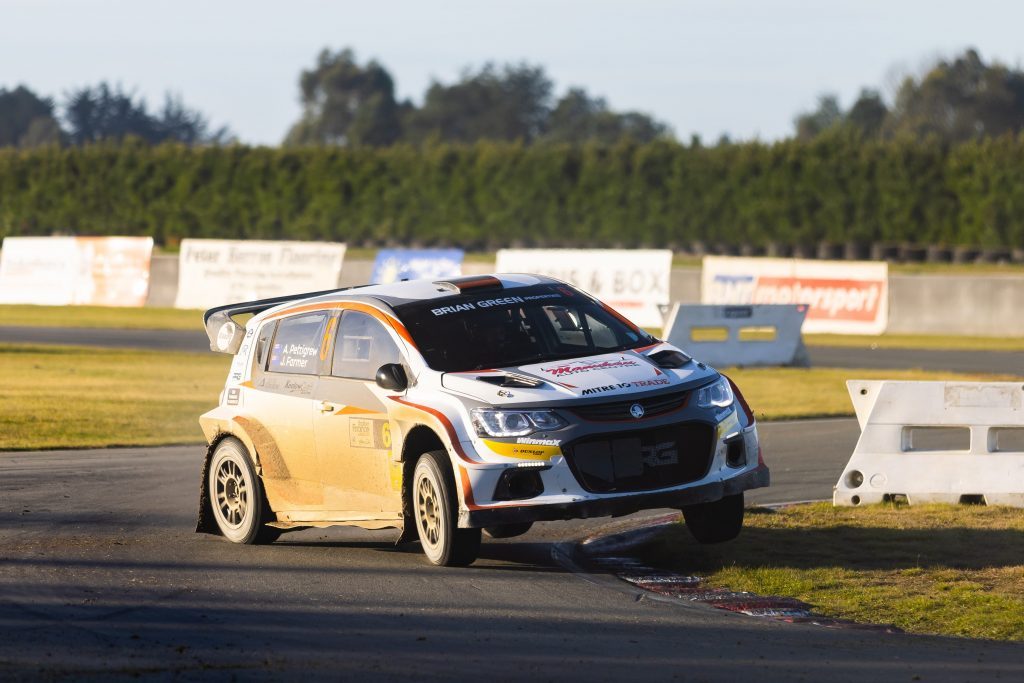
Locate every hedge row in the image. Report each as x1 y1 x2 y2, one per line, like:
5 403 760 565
1 136 1023 249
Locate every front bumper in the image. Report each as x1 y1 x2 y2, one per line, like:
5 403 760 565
461 463 769 527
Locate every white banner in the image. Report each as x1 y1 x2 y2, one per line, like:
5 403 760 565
0 236 153 306
175 239 347 310
701 256 888 334
495 249 672 328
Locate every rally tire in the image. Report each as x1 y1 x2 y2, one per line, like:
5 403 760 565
483 522 533 539
413 451 481 566
681 492 744 544
208 437 280 545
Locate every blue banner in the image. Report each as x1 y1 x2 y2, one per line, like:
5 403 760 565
371 249 464 284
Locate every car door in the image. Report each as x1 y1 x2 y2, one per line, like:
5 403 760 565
243 310 333 511
312 308 405 516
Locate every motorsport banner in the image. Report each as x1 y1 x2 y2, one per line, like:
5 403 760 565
0 236 153 306
174 239 346 309
495 249 672 328
701 255 889 334
371 248 464 284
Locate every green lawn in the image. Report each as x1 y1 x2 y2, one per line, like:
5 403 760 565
724 366 1021 421
0 342 1017 450
639 502 1024 641
0 304 203 330
0 344 228 450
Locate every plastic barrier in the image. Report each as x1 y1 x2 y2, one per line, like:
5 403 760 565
834 380 1024 507
662 303 809 368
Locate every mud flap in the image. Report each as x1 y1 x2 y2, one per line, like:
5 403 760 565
195 438 222 535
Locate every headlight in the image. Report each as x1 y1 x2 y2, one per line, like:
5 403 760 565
471 409 567 437
697 377 734 409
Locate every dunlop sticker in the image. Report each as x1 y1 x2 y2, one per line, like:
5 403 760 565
483 439 561 461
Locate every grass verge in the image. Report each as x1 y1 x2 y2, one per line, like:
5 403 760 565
0 345 1016 450
804 333 1024 352
0 304 203 330
637 502 1024 641
723 366 1020 421
0 343 228 450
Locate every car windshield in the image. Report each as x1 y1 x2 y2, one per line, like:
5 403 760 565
393 283 655 372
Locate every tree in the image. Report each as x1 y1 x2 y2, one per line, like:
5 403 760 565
794 94 843 140
846 89 888 137
403 62 554 144
0 85 62 147
158 94 232 145
886 48 1024 142
544 88 670 144
284 48 402 147
63 83 229 146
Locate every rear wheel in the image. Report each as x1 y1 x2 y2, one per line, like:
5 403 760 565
413 451 481 566
681 492 744 544
483 522 533 539
208 437 280 544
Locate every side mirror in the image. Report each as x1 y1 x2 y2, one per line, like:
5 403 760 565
375 363 408 392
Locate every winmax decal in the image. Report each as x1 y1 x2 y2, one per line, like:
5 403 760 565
516 437 561 446
540 358 640 377
482 439 562 461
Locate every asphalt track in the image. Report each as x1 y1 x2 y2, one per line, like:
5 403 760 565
3 324 1024 374
3 420 1023 681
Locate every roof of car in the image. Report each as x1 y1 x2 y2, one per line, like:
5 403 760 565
261 272 562 318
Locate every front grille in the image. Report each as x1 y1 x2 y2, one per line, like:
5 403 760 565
563 422 715 493
570 389 689 421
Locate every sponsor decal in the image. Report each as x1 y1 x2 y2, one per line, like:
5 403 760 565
717 410 741 439
702 256 888 334
494 249 672 328
640 441 678 467
581 383 632 396
283 379 313 395
540 358 640 377
225 387 240 406
516 437 561 446
431 295 533 317
349 418 391 450
632 378 670 388
483 439 562 460
497 389 514 398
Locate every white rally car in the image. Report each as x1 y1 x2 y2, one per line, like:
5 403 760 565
197 274 769 566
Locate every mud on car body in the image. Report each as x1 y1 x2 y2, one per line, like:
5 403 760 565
197 274 769 566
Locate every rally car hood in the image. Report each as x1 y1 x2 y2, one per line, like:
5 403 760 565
439 348 719 405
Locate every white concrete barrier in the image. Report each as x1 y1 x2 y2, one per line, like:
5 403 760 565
662 303 809 368
834 380 1024 507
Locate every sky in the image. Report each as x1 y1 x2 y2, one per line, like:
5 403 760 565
3 0 1023 146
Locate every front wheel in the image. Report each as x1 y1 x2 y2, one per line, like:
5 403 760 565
681 492 744 544
208 437 280 544
413 451 481 566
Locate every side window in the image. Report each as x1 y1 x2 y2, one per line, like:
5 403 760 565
543 305 621 350
255 320 278 369
332 310 401 380
267 312 329 376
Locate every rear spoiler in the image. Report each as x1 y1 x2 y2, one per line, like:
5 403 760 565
203 286 360 353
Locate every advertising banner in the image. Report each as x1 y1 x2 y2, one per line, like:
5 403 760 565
174 239 346 310
495 249 672 328
371 248 464 284
701 256 888 334
0 236 153 306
